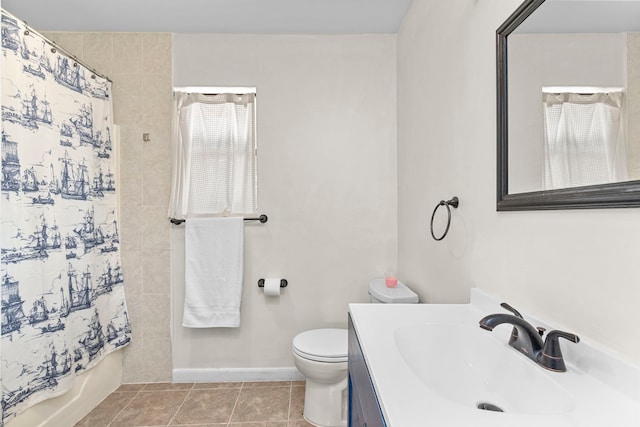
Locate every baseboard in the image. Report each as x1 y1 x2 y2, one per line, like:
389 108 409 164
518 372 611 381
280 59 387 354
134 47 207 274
172 367 305 383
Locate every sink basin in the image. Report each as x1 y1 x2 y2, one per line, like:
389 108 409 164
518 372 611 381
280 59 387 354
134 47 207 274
394 323 576 415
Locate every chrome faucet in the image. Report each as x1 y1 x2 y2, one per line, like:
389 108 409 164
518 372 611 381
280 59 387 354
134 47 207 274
479 303 580 372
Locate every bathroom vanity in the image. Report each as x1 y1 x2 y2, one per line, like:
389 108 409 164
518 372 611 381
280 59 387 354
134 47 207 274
347 289 640 426
348 314 385 427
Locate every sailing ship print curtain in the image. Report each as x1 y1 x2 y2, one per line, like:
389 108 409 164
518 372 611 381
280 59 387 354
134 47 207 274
1 12 131 423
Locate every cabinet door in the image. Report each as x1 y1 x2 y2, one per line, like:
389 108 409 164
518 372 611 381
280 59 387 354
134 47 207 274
348 314 386 427
349 375 368 427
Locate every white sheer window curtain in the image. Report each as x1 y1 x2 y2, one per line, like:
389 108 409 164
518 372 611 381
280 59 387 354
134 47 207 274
169 91 257 219
543 91 627 190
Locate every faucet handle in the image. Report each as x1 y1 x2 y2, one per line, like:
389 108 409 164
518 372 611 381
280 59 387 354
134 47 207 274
538 330 580 372
500 302 523 318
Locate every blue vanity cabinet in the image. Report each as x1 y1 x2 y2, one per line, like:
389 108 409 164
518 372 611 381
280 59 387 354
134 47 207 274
348 314 386 427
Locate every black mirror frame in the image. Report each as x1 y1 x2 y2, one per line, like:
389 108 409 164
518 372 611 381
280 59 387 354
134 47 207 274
496 0 640 211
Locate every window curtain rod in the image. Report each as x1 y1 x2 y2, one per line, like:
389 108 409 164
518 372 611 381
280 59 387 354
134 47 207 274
173 87 257 97
199 93 257 97
1 8 112 82
179 92 258 97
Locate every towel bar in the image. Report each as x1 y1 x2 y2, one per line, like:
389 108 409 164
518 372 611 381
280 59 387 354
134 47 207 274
170 214 268 225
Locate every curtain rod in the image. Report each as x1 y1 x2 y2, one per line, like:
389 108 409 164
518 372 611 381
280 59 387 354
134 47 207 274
1 8 112 83
199 93 257 97
174 92 257 97
179 93 257 97
174 87 257 97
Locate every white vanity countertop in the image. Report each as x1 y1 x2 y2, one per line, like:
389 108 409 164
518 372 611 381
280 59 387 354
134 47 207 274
348 289 640 427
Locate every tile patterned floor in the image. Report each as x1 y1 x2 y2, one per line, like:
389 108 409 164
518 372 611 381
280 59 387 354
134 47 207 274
75 381 314 427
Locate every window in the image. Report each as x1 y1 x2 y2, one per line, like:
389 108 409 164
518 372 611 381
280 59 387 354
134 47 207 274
169 88 257 219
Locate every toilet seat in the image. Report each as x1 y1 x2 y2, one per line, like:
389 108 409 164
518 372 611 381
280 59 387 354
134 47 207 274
293 328 348 363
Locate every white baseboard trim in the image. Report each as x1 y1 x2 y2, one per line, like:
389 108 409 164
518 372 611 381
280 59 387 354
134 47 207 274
172 367 305 383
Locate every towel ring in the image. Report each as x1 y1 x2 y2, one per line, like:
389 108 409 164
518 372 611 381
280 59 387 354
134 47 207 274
430 196 459 241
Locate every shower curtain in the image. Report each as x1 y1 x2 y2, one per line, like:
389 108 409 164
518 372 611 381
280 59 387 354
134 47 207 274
1 12 131 423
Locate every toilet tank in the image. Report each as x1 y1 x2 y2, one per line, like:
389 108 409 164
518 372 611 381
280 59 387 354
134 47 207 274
368 278 419 303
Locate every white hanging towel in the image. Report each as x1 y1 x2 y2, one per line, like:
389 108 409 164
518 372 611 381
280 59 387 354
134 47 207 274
183 217 244 328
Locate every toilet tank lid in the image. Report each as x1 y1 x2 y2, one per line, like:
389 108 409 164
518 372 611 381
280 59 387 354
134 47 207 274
369 278 419 303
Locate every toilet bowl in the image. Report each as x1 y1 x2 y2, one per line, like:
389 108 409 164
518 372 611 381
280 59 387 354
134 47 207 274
293 278 419 427
292 328 348 427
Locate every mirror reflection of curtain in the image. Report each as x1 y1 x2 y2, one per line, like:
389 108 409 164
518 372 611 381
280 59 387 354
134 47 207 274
168 91 257 219
543 91 627 189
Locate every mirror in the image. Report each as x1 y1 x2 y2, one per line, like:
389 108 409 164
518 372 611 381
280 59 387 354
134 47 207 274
497 0 640 210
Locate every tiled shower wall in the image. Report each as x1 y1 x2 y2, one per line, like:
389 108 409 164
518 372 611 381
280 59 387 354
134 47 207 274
44 32 173 382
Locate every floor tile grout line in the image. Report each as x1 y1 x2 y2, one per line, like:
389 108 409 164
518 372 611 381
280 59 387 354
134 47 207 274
165 387 194 427
287 381 293 423
226 381 245 424
106 388 144 427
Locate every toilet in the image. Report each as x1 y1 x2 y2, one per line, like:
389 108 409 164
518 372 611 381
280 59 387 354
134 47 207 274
292 278 419 427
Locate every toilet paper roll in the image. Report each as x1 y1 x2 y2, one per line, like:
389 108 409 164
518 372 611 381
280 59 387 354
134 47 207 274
263 278 281 297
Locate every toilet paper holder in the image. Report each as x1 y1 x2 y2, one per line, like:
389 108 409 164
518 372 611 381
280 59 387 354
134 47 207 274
258 278 288 288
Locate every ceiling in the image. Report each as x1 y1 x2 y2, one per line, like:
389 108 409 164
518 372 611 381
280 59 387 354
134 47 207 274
1 0 414 34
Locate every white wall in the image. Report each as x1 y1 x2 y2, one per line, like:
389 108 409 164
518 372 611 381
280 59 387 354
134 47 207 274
397 0 640 363
171 34 397 371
